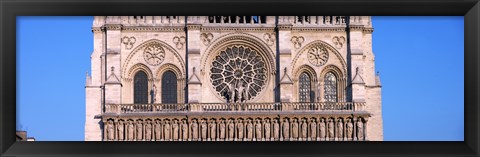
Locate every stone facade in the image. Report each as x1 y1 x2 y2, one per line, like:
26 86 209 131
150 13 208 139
85 16 383 141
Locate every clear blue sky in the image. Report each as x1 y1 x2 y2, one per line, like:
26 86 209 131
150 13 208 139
16 16 464 141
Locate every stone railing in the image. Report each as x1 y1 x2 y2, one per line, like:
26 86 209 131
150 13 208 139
278 16 371 27
104 102 366 114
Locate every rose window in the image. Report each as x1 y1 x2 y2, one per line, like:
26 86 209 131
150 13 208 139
143 43 165 66
210 45 267 102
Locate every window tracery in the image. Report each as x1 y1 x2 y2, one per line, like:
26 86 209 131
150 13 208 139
324 72 337 102
299 72 311 102
134 71 148 104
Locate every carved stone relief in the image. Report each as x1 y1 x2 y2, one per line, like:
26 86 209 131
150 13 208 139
143 42 165 66
307 44 329 67
173 36 186 50
200 33 214 46
263 33 275 46
332 36 346 49
291 36 305 49
122 36 136 50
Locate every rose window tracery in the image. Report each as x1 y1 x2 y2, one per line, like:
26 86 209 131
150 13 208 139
143 43 165 66
307 45 329 67
210 45 267 102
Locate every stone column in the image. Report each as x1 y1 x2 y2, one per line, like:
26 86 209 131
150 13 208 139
363 117 368 141
353 117 357 141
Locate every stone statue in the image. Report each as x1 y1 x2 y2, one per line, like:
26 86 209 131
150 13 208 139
127 121 135 140
172 120 179 140
282 119 290 139
228 119 235 139
236 81 245 103
191 119 199 140
117 121 124 141
209 119 216 140
264 119 271 140
255 119 262 139
181 119 188 141
136 121 143 140
328 119 334 139
309 119 316 139
273 119 280 139
319 119 326 139
229 82 235 103
236 119 244 139
357 119 364 140
292 119 299 139
200 120 207 140
145 122 152 141
164 121 171 140
219 119 226 140
346 119 353 139
154 120 162 141
301 119 308 139
247 120 253 140
106 121 115 140
337 119 343 139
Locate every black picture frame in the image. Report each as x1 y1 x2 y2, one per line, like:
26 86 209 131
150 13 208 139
1 0 478 157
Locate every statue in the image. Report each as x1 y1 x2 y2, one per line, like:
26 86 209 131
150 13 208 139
181 119 188 141
136 121 143 140
328 119 334 139
292 119 299 139
301 119 308 139
150 83 156 104
106 121 115 140
209 119 217 140
219 119 226 140
264 119 271 140
337 119 343 139
357 119 364 140
164 121 171 140
229 82 236 103
191 119 199 140
228 119 235 139
309 119 317 139
200 119 207 140
247 120 253 140
172 120 179 140
117 121 124 141
346 119 353 139
255 119 262 139
127 121 135 140
145 122 152 141
273 119 280 139
282 119 290 139
236 81 245 103
236 119 244 139
154 120 162 141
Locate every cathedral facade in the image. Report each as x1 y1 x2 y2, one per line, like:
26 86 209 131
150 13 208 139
85 16 383 141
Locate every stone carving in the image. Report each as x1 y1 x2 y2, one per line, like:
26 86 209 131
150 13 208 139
292 119 299 139
201 119 208 140
309 119 316 139
173 36 186 50
236 119 244 139
291 36 305 49
200 33 214 46
155 120 162 140
273 119 280 139
347 119 353 139
210 45 268 102
328 119 334 139
246 120 254 140
117 121 124 140
143 42 165 66
164 120 171 140
127 121 135 140
319 119 326 139
121 36 136 50
191 119 199 140
106 121 115 140
145 121 152 141
282 119 290 139
228 119 235 140
255 119 262 139
172 120 179 140
219 119 226 140
307 44 329 67
301 119 308 139
357 119 364 140
264 119 271 140
263 33 275 46
332 36 346 49
181 119 188 141
209 119 217 140
136 120 143 140
337 119 343 139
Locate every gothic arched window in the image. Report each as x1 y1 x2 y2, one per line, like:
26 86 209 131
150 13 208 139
299 72 311 102
134 71 148 104
324 72 337 102
162 70 177 104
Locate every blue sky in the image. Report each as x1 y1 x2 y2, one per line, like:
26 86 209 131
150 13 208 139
16 16 464 141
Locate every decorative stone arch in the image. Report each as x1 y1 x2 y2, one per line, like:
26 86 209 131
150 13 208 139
200 32 276 103
293 64 318 102
126 63 154 104
155 63 185 104
291 40 347 76
319 64 346 102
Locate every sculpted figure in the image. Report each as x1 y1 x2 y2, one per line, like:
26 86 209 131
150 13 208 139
228 119 235 139
236 119 244 139
219 119 226 140
292 119 299 139
255 119 262 139
136 121 143 140
357 119 364 140
209 120 217 140
106 121 115 140
236 81 245 103
309 119 316 139
127 121 135 140
337 119 343 139
181 120 188 141
117 121 124 140
191 119 199 140
154 120 162 141
172 120 179 140
273 119 280 139
319 119 326 139
346 119 353 139
145 121 152 141
301 119 308 139
200 120 207 140
282 119 290 139
264 119 271 139
328 119 334 139
247 120 253 140
164 121 171 140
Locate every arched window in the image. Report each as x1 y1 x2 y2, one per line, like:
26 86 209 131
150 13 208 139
299 72 311 102
324 72 337 102
134 71 148 104
162 71 177 104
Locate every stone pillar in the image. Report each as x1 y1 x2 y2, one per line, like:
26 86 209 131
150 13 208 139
363 118 368 141
278 20 293 103
353 117 357 141
186 23 202 103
